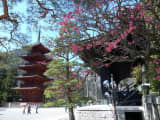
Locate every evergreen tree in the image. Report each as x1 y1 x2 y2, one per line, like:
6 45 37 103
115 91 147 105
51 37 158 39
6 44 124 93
0 65 19 104
44 59 85 120
0 52 22 104
0 66 8 104
44 27 87 120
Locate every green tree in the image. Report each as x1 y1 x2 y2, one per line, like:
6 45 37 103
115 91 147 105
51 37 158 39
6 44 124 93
6 67 20 102
44 29 87 120
44 59 85 120
146 62 160 93
0 66 20 104
0 66 8 104
0 50 24 104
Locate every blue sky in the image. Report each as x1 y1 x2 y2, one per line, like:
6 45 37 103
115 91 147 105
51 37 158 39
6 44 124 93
0 1 59 51
0 0 138 52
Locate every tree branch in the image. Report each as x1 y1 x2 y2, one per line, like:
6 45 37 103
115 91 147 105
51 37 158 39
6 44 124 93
0 0 9 20
0 37 9 52
36 0 55 18
0 0 19 42
7 18 18 41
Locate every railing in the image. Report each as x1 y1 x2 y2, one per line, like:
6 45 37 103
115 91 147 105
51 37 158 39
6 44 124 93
143 95 160 120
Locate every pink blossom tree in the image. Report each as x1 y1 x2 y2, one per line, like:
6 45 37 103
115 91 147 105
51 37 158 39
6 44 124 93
44 25 91 120
57 0 160 94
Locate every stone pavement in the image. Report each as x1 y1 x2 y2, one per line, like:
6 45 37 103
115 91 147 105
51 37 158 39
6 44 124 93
0 107 69 120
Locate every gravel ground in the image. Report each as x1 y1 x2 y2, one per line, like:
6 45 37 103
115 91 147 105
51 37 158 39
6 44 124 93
0 107 69 120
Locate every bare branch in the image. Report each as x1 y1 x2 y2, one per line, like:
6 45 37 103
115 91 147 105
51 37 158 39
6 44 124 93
0 37 9 52
7 18 18 41
0 0 9 20
36 0 55 18
0 0 19 42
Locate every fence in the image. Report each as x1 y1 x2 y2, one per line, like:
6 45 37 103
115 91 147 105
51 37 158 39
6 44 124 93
143 95 160 120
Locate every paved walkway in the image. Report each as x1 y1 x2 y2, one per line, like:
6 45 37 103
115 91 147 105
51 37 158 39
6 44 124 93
0 107 69 120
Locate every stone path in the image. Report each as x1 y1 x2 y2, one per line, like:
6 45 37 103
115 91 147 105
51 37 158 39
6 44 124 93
0 107 69 120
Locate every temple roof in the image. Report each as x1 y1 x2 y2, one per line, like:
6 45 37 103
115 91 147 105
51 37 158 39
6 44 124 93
21 53 51 62
75 33 146 83
16 75 50 82
31 43 50 54
19 64 46 71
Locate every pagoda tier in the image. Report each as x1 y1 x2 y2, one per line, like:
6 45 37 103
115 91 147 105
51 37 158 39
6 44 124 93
16 75 49 88
31 43 50 54
13 87 43 102
19 64 46 71
19 64 46 75
13 43 51 102
21 53 51 63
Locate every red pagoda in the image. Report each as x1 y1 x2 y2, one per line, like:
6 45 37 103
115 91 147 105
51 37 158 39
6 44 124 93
13 43 51 102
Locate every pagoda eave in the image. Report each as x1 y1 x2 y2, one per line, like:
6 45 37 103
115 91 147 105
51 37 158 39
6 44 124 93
32 43 50 54
21 54 51 62
19 64 46 71
16 75 50 82
12 87 42 91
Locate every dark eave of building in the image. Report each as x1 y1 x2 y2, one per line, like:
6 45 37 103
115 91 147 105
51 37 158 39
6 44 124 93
21 53 51 62
31 43 50 54
74 33 146 83
16 75 50 82
19 64 46 71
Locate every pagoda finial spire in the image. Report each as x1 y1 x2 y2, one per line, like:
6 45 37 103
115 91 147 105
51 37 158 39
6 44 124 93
37 27 41 43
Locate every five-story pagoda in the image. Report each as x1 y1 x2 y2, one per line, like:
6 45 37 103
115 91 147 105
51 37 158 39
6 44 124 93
13 42 51 102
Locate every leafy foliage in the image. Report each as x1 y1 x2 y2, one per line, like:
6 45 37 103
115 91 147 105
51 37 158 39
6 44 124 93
44 23 88 120
0 50 25 103
146 62 160 93
132 59 160 93
0 66 8 103
0 65 19 103
132 65 143 85
44 58 86 107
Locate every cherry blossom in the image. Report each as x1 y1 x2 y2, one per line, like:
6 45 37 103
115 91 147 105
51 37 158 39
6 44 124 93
144 17 152 22
72 26 79 32
156 68 160 74
105 64 110 67
58 94 64 98
49 89 57 92
86 43 92 50
153 59 159 64
154 76 160 81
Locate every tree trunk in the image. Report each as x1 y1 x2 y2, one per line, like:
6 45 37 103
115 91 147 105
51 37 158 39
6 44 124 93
142 64 150 95
66 49 75 120
69 107 75 120
111 74 118 120
0 0 9 20
86 77 89 97
94 74 98 101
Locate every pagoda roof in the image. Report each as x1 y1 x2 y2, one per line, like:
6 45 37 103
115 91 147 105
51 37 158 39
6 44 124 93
16 75 50 82
21 53 51 62
12 87 42 91
19 64 46 71
31 43 50 54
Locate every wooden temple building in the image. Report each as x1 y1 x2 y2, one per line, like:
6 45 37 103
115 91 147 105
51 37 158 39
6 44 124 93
13 42 51 102
76 33 146 106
